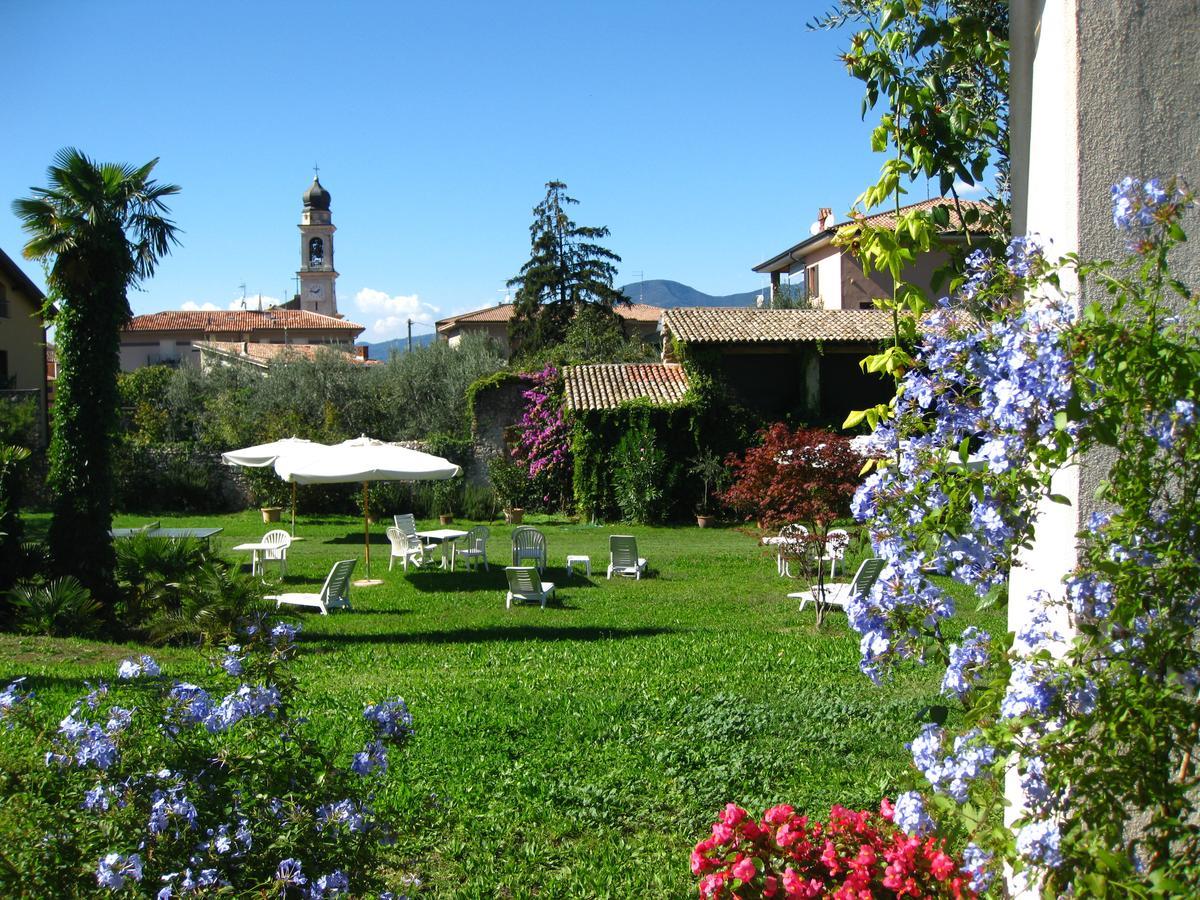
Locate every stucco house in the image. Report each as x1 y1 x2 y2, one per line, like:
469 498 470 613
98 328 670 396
754 198 990 309
119 309 364 372
0 246 50 445
436 302 664 357
193 339 375 374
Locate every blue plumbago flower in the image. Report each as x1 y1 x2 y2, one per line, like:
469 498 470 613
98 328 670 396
1146 398 1196 449
1006 235 1043 278
204 685 281 733
1017 818 1063 868
892 790 935 836
1001 661 1059 720
220 652 244 677
316 798 370 833
57 714 119 769
960 843 994 893
167 683 213 726
1112 176 1193 250
1019 755 1058 814
96 852 143 890
351 739 389 776
363 699 413 741
909 725 995 803
276 858 307 888
311 870 351 897
105 706 133 734
1066 573 1115 621
148 787 198 836
117 655 161 680
83 783 116 811
0 677 30 726
269 622 301 647
942 627 991 697
83 681 109 709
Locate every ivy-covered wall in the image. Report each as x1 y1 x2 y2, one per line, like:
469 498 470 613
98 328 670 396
570 400 697 522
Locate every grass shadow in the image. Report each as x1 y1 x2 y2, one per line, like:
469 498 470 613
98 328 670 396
304 624 680 646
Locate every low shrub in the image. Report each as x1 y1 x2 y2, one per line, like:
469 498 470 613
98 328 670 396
9 576 102 638
0 624 418 897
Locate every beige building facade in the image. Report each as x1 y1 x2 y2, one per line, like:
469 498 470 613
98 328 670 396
0 246 49 444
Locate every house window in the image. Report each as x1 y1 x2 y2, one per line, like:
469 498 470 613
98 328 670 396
805 265 820 302
0 350 8 385
0 283 8 318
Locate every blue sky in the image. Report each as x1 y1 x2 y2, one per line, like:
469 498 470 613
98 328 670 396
1 0 967 342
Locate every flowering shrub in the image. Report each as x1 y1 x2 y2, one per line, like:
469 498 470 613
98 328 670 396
513 365 572 510
720 425 861 530
846 179 1200 893
611 417 668 523
692 800 977 898
0 618 417 897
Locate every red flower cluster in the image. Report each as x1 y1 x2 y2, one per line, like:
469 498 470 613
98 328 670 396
692 802 975 899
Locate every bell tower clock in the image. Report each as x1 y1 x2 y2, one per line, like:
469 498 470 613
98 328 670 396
297 170 338 316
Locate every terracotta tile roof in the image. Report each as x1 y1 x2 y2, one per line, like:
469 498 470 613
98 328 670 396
564 363 690 411
660 308 897 344
194 341 377 367
125 309 363 332
437 302 663 330
753 197 991 273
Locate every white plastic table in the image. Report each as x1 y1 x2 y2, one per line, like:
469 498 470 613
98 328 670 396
232 541 275 576
565 554 591 578
416 528 468 570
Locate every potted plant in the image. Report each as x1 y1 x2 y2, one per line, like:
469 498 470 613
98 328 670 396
431 479 458 526
488 454 528 525
688 449 725 528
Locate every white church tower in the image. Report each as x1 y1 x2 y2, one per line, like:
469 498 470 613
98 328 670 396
297 174 338 317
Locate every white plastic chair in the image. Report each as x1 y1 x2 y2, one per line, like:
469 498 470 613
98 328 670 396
607 535 647 580
259 529 292 577
267 559 356 615
386 526 426 571
505 566 555 609
776 524 810 578
819 528 851 580
510 526 546 571
455 526 490 572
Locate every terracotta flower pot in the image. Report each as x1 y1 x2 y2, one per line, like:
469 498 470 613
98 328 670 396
261 506 282 523
439 514 454 526
504 508 524 525
696 514 714 528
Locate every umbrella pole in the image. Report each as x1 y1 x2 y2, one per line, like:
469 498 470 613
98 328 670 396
363 482 371 578
291 482 297 537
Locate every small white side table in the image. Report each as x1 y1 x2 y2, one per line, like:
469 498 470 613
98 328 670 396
565 554 591 578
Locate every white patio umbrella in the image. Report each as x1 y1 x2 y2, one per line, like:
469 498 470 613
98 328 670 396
274 436 461 582
221 437 325 536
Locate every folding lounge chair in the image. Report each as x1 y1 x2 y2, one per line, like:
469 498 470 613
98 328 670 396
267 559 356 615
607 535 647 580
505 566 555 609
790 557 885 616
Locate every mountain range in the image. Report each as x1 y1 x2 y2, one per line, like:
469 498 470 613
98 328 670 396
618 279 762 308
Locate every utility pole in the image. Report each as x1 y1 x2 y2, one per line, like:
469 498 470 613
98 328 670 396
407 318 413 353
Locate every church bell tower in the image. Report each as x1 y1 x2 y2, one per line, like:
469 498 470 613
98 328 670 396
297 173 338 316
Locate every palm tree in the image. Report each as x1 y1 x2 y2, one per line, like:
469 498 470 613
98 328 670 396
13 148 180 612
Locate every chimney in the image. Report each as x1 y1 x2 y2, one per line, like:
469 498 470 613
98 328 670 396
818 207 833 229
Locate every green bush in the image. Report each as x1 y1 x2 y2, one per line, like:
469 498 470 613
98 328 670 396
612 418 668 524
9 576 102 638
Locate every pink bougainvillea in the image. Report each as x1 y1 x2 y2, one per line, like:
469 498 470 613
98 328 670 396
512 366 572 509
692 801 976 899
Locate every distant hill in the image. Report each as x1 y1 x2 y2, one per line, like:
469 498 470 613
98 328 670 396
358 333 437 358
619 279 762 308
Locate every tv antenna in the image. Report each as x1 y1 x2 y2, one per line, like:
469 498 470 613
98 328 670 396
239 283 247 310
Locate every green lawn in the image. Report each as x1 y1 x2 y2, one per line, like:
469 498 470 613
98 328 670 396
1 511 1004 898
